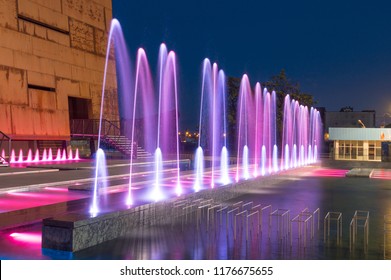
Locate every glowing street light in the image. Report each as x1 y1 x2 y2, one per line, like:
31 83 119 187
358 119 366 128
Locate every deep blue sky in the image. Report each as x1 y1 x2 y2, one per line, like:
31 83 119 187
112 0 391 128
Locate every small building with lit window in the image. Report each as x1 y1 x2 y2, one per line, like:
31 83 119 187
328 127 391 162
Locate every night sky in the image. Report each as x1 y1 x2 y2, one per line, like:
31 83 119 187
112 0 391 129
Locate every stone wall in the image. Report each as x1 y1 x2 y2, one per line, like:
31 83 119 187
42 175 290 252
0 0 118 141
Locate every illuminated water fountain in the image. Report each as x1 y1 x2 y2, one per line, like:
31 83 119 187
235 74 251 181
92 20 182 213
236 75 277 181
195 59 229 191
7 148 79 164
92 18 132 212
90 148 108 216
128 47 156 204
281 95 322 170
89 18 322 215
41 18 325 252
155 43 181 198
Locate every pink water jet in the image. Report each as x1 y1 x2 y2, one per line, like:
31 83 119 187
33 149 40 162
62 149 67 161
48 148 53 161
236 77 278 180
281 95 322 169
75 148 80 160
42 149 47 161
8 147 79 164
10 149 15 163
26 149 32 163
68 149 73 160
55 149 61 161
17 149 23 163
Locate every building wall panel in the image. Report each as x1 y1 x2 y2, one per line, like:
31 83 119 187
0 28 33 53
27 71 55 88
0 0 18 30
0 66 28 105
29 0 62 12
0 47 14 68
62 0 105 30
0 104 12 134
17 0 69 32
56 78 81 110
69 18 95 53
29 88 57 110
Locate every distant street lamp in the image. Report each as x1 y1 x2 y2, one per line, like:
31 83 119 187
358 119 366 128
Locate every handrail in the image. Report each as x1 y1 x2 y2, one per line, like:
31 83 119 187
70 119 143 158
70 119 121 137
0 131 12 162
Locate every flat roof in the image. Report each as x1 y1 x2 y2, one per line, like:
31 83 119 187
329 127 391 141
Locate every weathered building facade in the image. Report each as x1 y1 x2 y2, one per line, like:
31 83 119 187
0 0 118 156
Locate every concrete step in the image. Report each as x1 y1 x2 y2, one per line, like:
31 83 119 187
103 134 152 158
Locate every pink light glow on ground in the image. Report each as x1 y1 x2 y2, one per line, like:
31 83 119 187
43 187 69 192
9 232 41 244
302 168 348 178
371 169 391 180
1 189 88 212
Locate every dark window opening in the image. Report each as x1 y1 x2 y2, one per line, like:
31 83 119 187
28 84 55 92
68 97 92 120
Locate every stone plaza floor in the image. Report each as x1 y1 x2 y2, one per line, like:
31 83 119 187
0 161 390 260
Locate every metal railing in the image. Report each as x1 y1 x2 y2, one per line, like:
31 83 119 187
0 131 11 163
70 119 121 137
384 215 391 259
349 210 369 252
324 212 343 245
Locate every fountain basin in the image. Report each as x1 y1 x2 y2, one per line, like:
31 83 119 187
42 204 158 252
42 174 287 252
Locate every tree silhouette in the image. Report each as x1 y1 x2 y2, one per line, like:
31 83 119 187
226 70 316 151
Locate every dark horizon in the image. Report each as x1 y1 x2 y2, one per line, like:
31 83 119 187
112 0 391 129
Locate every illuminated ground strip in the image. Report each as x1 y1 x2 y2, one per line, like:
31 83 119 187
371 169 391 180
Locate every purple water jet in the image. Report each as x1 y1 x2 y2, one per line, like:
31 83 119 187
156 46 181 197
236 74 251 181
90 148 108 216
281 95 322 169
253 83 263 177
153 148 164 201
128 48 156 204
92 18 133 210
196 59 228 188
236 77 278 179
262 89 277 174
194 146 204 192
